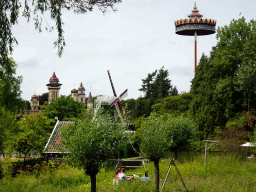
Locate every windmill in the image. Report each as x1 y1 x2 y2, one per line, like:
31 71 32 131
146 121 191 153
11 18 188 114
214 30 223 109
92 71 128 124
107 70 128 124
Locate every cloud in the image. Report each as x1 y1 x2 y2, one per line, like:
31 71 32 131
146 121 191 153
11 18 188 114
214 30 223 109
98 40 123 54
12 47 38 62
39 58 52 66
168 66 194 77
18 58 40 68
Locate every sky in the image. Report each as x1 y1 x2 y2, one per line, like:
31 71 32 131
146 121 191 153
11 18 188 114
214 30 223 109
11 0 256 101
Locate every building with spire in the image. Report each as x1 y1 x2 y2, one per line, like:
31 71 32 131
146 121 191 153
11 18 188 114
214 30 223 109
87 91 93 111
46 72 62 104
77 82 86 103
30 94 39 110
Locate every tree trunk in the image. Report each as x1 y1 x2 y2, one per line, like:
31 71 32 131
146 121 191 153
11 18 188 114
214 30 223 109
153 159 160 192
90 173 97 192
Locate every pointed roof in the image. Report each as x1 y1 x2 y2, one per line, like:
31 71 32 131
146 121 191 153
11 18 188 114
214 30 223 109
87 92 93 103
71 88 78 93
46 72 62 87
31 94 39 99
188 2 203 19
78 82 85 91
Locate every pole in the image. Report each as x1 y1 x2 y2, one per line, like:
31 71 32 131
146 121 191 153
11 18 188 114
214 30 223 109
195 31 197 74
204 141 208 165
160 159 173 192
173 160 189 192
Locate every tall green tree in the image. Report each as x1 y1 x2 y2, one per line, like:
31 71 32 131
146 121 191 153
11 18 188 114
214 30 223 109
0 0 122 58
135 66 178 118
0 57 23 112
139 66 177 100
61 113 128 192
191 17 256 139
139 113 196 192
139 114 172 192
139 70 157 99
43 95 85 121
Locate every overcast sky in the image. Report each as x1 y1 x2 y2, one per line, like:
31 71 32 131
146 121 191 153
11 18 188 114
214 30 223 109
11 0 256 101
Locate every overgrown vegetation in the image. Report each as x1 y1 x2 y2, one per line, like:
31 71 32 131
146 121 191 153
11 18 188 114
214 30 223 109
1 155 256 192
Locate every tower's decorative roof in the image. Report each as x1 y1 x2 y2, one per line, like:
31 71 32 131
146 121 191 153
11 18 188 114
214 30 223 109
87 92 93 103
31 94 39 99
174 3 216 36
188 3 203 19
71 88 78 93
46 72 62 87
78 82 85 91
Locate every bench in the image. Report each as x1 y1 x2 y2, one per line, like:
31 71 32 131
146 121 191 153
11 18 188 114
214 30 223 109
115 159 149 169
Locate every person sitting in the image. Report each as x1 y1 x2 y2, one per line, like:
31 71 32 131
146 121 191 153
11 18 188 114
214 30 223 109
118 168 127 180
116 168 121 180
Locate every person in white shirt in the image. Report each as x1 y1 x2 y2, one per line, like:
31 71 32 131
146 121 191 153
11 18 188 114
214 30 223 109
118 168 127 180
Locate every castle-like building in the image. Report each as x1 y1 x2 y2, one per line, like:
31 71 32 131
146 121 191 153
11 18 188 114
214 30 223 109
29 72 93 113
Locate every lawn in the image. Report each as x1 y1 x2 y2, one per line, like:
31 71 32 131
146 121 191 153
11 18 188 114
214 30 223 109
1 154 256 192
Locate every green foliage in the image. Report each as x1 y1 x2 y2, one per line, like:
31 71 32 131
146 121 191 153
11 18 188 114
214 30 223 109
0 57 23 112
152 92 192 115
10 113 54 157
139 66 177 100
133 97 154 118
61 112 129 191
0 107 18 155
191 17 256 139
39 93 49 106
166 115 197 154
134 66 178 119
139 114 172 161
44 95 85 121
139 114 196 159
121 98 136 120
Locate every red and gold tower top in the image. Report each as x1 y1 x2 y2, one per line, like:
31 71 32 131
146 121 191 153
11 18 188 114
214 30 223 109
46 72 62 88
175 3 216 36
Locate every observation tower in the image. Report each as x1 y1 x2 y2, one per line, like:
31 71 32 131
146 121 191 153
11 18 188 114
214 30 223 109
175 3 216 73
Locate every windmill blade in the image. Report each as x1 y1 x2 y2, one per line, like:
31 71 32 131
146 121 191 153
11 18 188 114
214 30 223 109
108 89 128 108
107 70 123 110
107 70 117 97
114 103 125 124
119 89 128 100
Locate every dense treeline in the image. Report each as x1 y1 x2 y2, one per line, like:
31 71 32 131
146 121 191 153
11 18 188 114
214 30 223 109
191 17 256 139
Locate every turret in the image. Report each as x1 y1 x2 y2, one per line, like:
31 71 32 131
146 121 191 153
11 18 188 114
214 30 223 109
71 88 78 101
30 94 39 110
46 72 62 104
87 91 93 111
77 82 86 103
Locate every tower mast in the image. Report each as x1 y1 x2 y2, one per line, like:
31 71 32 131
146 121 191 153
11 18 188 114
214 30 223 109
175 2 216 75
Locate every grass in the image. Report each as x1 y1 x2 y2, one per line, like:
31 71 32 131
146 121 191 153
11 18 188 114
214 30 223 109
1 154 256 191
